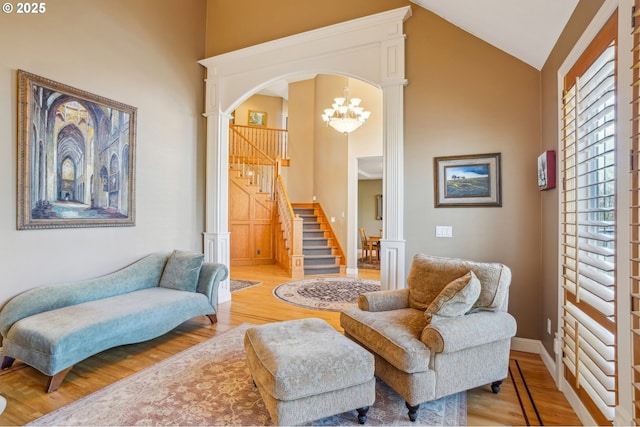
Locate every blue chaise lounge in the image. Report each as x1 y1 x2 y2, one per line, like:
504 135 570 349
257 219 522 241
0 250 228 392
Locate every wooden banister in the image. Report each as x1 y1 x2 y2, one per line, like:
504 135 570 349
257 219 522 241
230 124 289 162
274 176 304 278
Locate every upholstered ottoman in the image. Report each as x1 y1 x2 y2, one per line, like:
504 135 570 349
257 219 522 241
244 318 375 425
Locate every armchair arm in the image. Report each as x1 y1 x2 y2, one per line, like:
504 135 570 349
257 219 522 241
420 311 516 354
358 288 410 312
196 262 229 308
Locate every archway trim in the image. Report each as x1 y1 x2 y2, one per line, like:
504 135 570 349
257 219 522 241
199 6 411 302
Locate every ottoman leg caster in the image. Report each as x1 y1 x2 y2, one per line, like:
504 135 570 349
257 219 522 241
356 406 369 424
406 402 420 422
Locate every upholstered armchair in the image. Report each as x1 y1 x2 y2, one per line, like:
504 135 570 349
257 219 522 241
340 254 517 421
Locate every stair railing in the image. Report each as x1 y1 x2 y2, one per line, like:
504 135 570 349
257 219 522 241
229 125 278 197
274 175 304 278
230 124 289 161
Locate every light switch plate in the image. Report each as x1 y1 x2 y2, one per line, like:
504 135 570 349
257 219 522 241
435 225 453 238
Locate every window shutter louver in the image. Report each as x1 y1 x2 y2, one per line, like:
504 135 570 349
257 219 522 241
630 1 640 423
561 12 617 424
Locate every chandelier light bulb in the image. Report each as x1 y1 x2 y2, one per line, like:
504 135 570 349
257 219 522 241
321 86 371 134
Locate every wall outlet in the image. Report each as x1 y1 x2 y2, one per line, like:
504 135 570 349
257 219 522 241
330 217 336 222
547 318 552 334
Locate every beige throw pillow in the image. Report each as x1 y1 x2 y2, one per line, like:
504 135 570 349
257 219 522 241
425 270 481 324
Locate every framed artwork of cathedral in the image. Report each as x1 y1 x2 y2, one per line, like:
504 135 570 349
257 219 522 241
17 70 137 230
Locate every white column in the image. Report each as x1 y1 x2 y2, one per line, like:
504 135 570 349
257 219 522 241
202 75 231 304
379 83 406 290
378 29 407 291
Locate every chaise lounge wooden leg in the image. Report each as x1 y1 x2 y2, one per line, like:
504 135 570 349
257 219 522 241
356 406 369 424
46 366 73 393
405 401 420 422
1 356 15 370
206 314 217 324
491 380 504 393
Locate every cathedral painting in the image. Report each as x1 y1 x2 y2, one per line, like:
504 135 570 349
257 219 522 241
17 70 137 229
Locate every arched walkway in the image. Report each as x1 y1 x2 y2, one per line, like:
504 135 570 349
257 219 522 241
200 6 412 303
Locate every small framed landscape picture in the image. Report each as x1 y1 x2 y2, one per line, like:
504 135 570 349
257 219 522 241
248 110 267 127
434 153 502 207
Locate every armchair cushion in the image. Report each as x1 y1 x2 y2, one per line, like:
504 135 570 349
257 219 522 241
425 270 480 324
407 254 511 312
340 307 430 373
420 311 517 353
159 250 204 292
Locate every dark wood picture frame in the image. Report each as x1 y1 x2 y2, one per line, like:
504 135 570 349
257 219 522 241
434 153 502 207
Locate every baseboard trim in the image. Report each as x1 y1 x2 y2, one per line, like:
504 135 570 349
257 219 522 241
511 336 540 353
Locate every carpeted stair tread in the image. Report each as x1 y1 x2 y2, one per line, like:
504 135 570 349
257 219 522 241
304 254 340 266
304 264 341 274
293 206 340 276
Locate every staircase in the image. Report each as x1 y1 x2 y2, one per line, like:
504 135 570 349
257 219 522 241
293 206 341 275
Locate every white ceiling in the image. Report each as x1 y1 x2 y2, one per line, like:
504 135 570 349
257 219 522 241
358 157 384 180
410 0 579 70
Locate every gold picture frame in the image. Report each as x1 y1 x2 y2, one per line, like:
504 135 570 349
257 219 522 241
17 70 137 229
248 110 267 127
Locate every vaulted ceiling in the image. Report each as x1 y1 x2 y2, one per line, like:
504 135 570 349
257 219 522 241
410 0 579 70
259 1 582 179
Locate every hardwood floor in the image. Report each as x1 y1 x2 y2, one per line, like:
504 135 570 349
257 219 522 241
0 264 582 426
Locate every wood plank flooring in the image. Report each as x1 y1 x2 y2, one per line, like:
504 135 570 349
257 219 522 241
0 264 582 426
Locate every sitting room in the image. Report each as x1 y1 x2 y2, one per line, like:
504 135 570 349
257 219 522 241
0 0 630 425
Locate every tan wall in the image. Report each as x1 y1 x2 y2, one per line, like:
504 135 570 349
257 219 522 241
314 75 349 245
539 0 605 356
358 180 383 249
0 0 207 307
286 80 315 202
234 94 284 129
205 0 406 57
206 0 544 339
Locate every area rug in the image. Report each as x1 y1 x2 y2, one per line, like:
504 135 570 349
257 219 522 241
230 279 261 292
273 277 381 311
358 257 380 270
29 324 466 426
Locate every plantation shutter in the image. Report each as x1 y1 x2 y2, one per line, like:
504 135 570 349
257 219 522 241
561 11 617 425
631 1 640 424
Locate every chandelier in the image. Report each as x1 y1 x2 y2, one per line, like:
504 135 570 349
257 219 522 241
321 87 371 134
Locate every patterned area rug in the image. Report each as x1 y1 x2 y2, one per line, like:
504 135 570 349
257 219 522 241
230 279 261 292
273 277 381 311
358 257 380 270
29 324 466 426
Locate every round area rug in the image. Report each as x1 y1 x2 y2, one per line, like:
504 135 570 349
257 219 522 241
273 277 381 311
